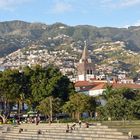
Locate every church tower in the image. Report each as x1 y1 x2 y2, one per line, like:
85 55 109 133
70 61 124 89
77 42 95 81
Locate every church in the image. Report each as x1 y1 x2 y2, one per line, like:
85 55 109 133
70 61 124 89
75 43 140 96
77 43 95 81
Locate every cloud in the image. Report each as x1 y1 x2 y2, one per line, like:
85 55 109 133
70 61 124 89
50 1 73 14
101 0 140 8
123 20 140 28
0 0 31 11
120 0 140 7
133 20 140 26
49 0 94 15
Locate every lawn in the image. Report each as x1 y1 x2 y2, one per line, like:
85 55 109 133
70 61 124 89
101 120 140 138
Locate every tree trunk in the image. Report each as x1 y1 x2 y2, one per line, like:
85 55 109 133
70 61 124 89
1 101 4 114
4 100 7 115
6 101 10 118
49 97 53 122
72 112 75 119
0 115 6 124
76 112 80 121
22 102 24 111
17 101 21 121
9 102 13 117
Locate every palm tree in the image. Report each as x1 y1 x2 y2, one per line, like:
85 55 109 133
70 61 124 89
102 84 114 100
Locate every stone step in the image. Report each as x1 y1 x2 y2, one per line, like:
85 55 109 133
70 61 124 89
10 128 124 135
0 123 129 140
3 133 129 140
3 134 124 140
18 123 101 126
15 126 108 130
12 127 119 132
12 125 114 130
17 123 107 128
3 131 129 139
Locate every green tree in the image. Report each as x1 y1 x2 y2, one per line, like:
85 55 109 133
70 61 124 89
30 65 74 106
62 101 75 119
102 84 114 100
63 93 89 120
96 106 108 121
98 88 140 121
37 97 61 121
106 94 134 120
0 69 23 120
86 96 97 118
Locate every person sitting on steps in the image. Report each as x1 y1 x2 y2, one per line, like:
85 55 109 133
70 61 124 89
19 128 23 133
37 129 42 134
71 123 76 130
85 122 89 128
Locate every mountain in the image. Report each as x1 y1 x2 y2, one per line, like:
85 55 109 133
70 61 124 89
0 20 140 57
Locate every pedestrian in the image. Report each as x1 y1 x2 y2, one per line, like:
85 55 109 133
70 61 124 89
66 124 69 133
128 131 133 138
17 118 20 125
36 115 40 125
78 120 82 128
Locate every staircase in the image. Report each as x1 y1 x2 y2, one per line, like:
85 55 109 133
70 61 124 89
0 123 130 140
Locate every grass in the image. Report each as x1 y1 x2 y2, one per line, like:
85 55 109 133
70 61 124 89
101 120 140 138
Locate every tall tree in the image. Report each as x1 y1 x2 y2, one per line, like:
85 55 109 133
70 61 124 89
37 97 61 121
30 65 74 106
86 96 97 118
97 88 140 120
0 69 22 119
63 93 89 120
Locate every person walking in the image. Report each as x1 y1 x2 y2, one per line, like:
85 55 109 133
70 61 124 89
78 120 82 128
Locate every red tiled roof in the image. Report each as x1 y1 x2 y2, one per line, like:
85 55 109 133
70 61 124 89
75 81 94 87
112 83 140 89
90 83 106 90
75 80 140 90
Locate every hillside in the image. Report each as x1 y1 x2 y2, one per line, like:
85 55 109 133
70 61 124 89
0 20 140 57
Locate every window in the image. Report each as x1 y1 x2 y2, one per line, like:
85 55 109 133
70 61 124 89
87 70 90 74
90 70 92 74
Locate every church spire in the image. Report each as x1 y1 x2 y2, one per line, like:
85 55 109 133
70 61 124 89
77 41 95 81
80 41 91 63
81 41 89 61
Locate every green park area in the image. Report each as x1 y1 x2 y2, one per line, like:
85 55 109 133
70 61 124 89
102 120 140 138
0 65 140 139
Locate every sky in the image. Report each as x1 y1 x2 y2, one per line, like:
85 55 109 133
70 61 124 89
0 0 140 27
